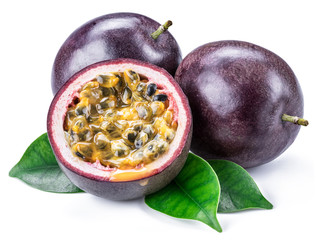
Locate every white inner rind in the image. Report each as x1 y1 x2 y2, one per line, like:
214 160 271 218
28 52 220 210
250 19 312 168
49 62 189 181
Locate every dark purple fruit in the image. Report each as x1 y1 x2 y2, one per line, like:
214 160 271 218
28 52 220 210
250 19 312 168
47 58 192 200
175 40 308 168
51 12 182 95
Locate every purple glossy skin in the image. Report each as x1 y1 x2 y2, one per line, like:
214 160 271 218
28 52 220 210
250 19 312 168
175 40 304 168
52 12 182 95
57 132 192 200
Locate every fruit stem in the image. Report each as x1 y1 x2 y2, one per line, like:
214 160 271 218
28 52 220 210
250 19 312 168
282 114 309 126
151 20 173 40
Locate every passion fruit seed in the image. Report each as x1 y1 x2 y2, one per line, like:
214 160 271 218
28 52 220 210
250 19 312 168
122 129 138 144
132 121 143 131
153 94 168 102
122 87 132 105
111 140 130 157
146 83 157 96
136 104 152 120
135 131 149 149
143 141 160 160
137 82 147 92
150 101 165 116
124 69 140 91
100 87 115 97
96 74 120 88
94 132 110 149
64 69 177 169
73 142 94 160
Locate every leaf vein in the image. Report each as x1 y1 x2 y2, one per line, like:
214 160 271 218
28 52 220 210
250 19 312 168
174 178 214 224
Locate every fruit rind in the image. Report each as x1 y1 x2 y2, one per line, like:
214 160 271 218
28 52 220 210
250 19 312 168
48 58 192 200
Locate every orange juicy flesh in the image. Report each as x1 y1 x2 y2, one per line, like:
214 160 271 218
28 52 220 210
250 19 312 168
64 69 178 170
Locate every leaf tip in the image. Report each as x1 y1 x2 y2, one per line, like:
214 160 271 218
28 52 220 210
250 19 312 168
216 226 223 233
9 166 17 178
204 219 223 233
266 201 274 210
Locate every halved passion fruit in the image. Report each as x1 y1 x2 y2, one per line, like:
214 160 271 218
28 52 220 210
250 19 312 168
47 59 192 200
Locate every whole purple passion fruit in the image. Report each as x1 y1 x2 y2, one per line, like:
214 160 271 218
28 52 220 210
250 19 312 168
51 12 182 95
175 40 308 168
47 58 192 200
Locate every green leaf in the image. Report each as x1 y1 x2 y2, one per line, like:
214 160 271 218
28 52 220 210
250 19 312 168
208 159 273 213
9 133 83 193
145 153 222 232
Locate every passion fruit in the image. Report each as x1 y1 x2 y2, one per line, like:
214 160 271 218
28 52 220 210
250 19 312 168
175 40 307 168
51 12 182 95
47 59 192 200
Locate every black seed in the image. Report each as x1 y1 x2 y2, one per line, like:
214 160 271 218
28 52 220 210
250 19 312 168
153 94 168 102
135 139 143 149
158 141 168 154
96 74 114 84
69 130 79 143
78 131 86 141
133 124 143 132
143 125 154 138
96 143 107 149
115 77 125 92
134 132 148 149
99 98 109 109
101 87 113 97
127 131 137 142
78 129 93 141
146 83 157 96
109 130 121 139
128 70 138 79
73 97 80 105
75 151 84 158
89 105 97 115
80 145 93 158
90 126 101 134
106 124 116 133
143 141 159 160
75 106 84 115
75 143 93 159
116 149 125 157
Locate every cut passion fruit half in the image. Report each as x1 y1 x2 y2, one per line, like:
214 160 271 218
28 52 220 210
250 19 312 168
47 59 192 200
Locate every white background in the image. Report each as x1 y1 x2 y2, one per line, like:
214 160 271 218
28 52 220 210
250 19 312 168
1 0 316 239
